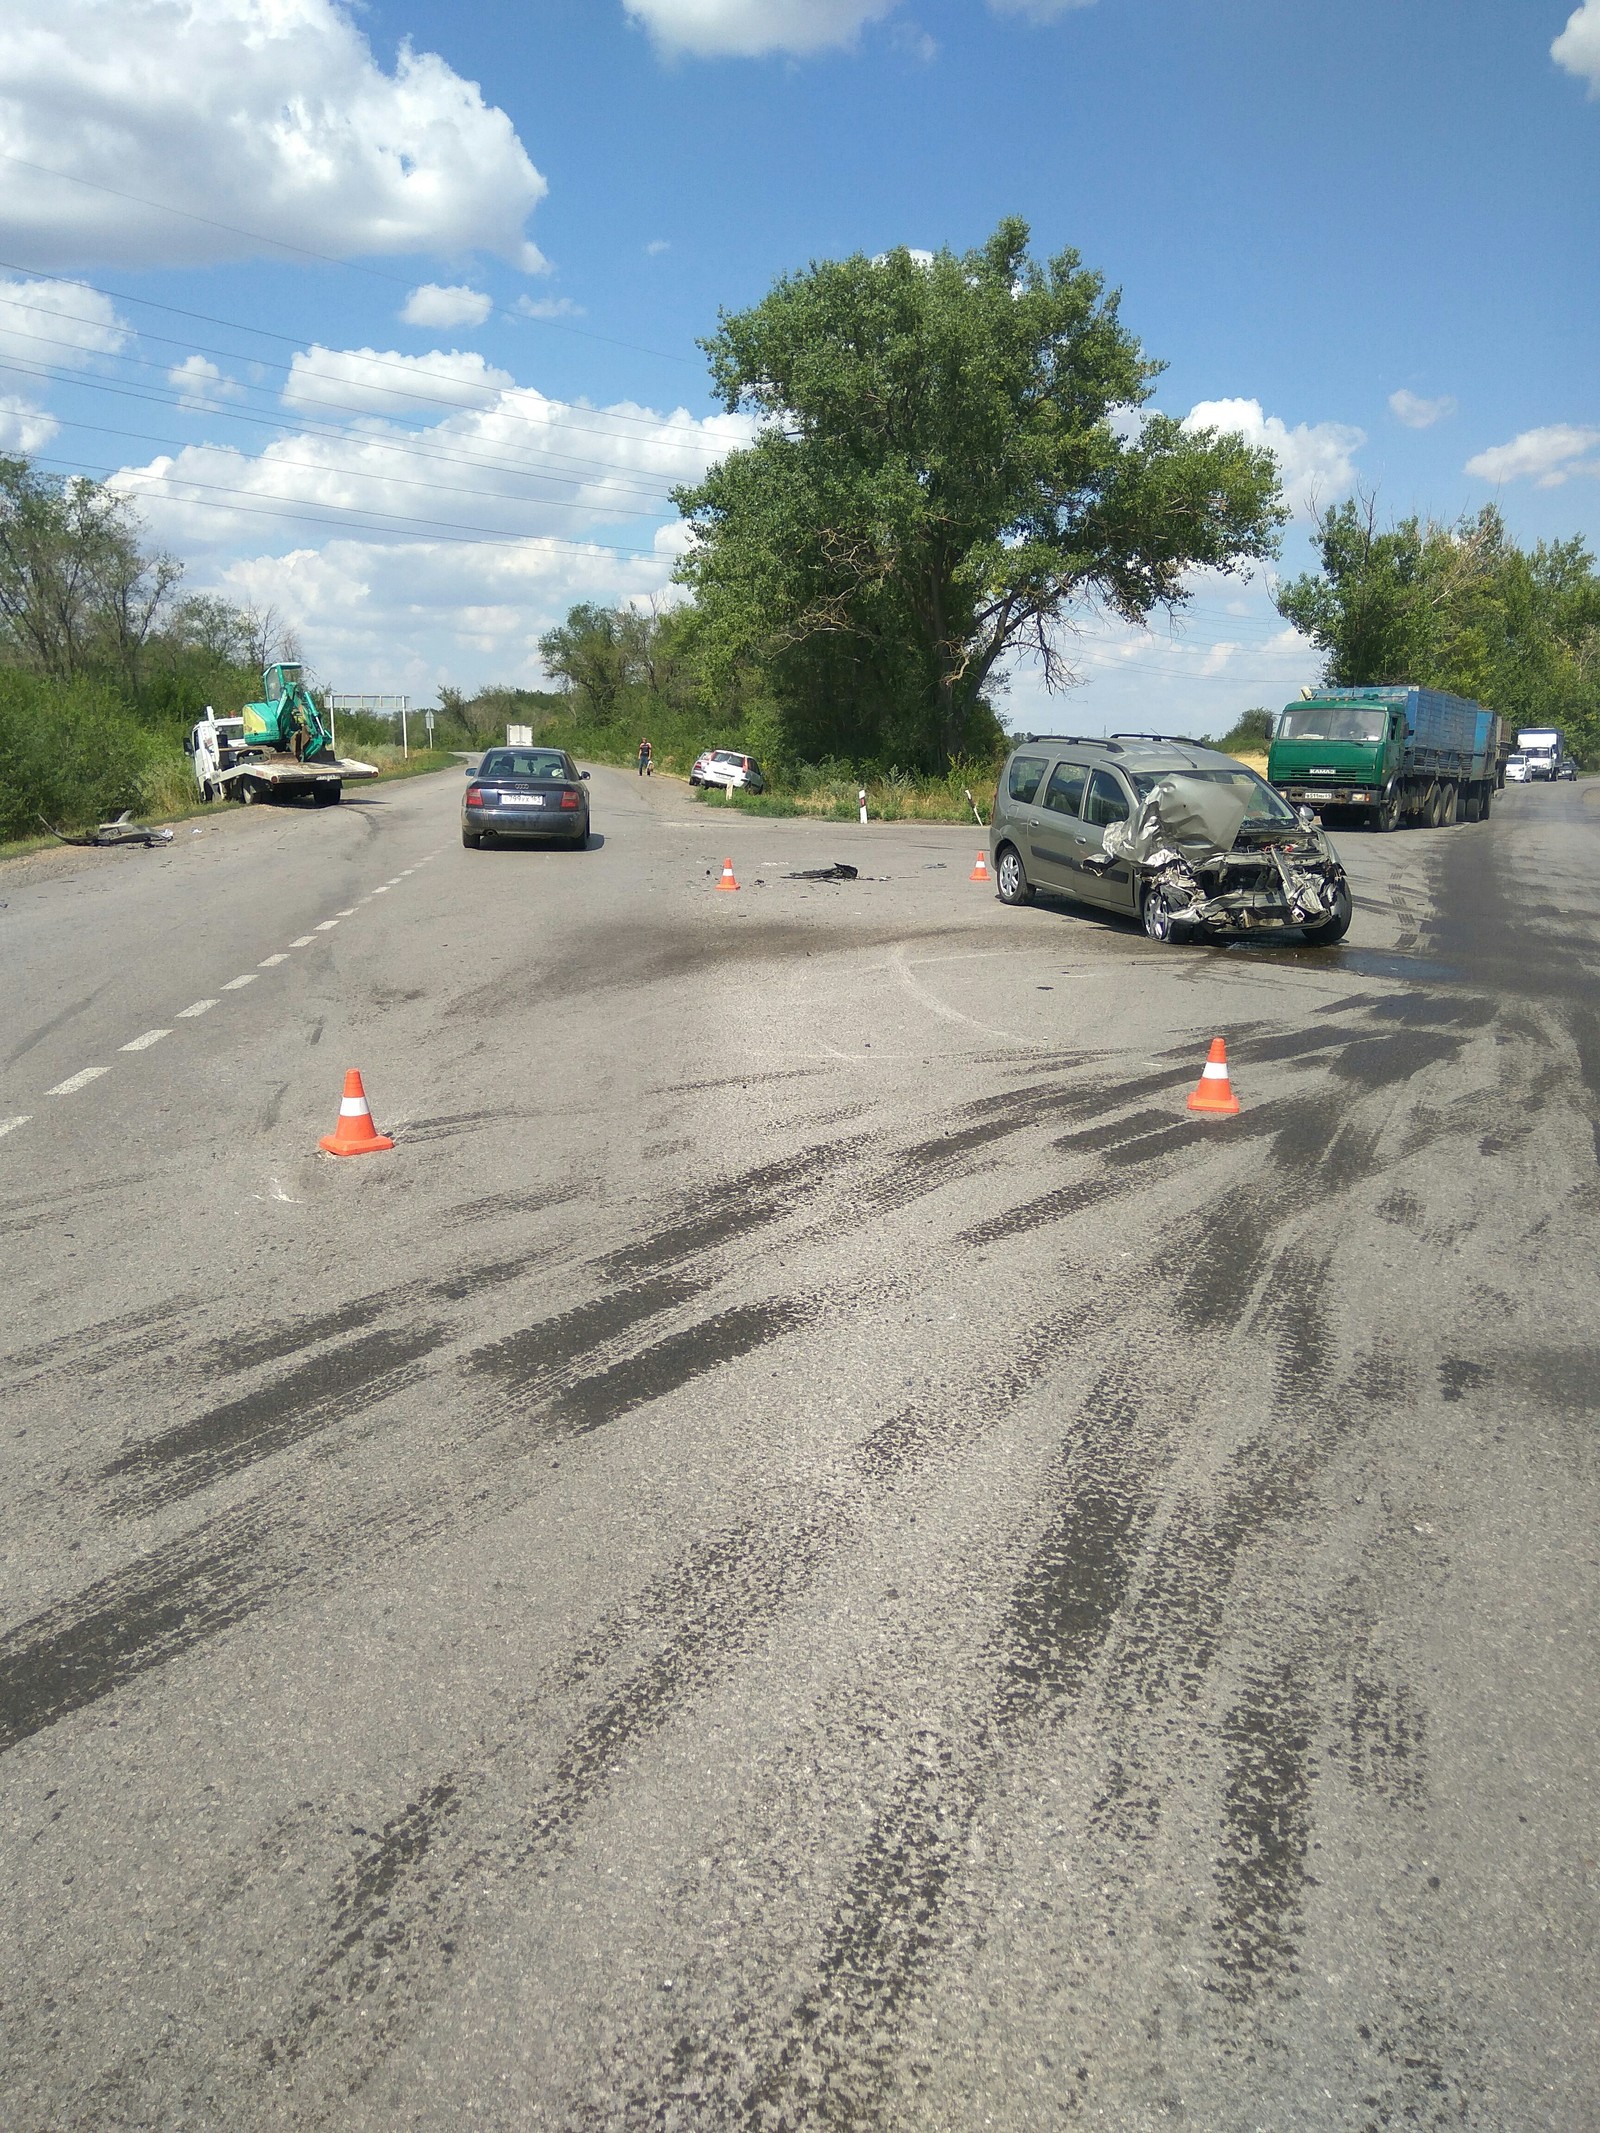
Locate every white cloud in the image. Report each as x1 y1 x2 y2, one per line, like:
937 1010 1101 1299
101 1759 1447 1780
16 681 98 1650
282 346 515 418
1464 424 1600 487
516 295 587 321
988 0 1096 19
106 355 755 684
402 283 494 331
0 275 125 367
1184 396 1365 511
169 354 241 412
1388 388 1456 430
624 0 1094 54
1553 1 1600 91
645 240 672 257
623 0 900 56
0 394 58 452
0 0 548 272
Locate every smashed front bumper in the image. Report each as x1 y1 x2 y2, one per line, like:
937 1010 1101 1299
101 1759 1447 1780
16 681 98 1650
1087 778 1347 933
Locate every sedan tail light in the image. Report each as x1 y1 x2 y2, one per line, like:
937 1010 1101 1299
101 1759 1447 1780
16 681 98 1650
560 789 580 810
465 785 484 805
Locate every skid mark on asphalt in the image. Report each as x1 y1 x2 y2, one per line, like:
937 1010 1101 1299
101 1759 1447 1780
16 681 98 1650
100 1326 446 1512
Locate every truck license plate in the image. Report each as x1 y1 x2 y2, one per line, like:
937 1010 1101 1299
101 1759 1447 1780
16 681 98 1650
1303 789 1334 802
503 793 544 806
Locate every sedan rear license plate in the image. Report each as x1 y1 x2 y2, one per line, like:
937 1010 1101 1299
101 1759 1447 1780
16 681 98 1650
502 793 545 806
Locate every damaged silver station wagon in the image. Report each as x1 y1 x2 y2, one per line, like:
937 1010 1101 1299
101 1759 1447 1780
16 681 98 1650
990 734 1353 946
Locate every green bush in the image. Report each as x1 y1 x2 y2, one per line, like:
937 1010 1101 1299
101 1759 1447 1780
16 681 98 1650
0 669 159 839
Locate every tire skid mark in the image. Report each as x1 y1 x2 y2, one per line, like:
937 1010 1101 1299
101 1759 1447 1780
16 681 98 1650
99 1327 446 1513
1210 1661 1318 2005
263 1511 839 2082
551 1298 809 1435
0 1508 272 1754
462 1272 707 1389
0 1291 202 1384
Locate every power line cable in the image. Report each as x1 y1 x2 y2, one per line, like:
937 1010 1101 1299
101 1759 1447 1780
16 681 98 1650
0 158 697 365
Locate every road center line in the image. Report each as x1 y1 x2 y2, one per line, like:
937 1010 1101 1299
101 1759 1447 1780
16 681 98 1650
0 1115 30 1139
290 935 315 948
259 954 288 968
315 920 339 932
372 885 389 893
177 999 217 1018
47 1066 109 1097
336 907 357 917
222 975 256 991
120 1030 170 1052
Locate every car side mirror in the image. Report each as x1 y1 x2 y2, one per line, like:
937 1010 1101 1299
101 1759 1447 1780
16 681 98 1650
464 764 475 775
1297 804 1318 829
580 770 589 780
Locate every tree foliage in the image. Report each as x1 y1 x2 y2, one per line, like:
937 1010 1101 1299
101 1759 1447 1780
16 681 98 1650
1277 497 1600 765
672 219 1286 770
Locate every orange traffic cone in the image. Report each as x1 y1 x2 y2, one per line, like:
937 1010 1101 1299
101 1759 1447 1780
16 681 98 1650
319 1069 395 1156
715 857 740 892
970 848 991 882
1186 1037 1240 1116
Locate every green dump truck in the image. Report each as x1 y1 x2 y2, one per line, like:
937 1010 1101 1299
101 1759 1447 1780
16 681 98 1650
1268 686 1502 831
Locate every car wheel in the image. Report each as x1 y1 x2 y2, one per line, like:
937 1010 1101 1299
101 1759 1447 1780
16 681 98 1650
1300 878 1354 946
1141 884 1186 943
994 843 1033 906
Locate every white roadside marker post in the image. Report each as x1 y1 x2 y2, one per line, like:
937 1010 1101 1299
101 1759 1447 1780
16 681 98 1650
859 787 868 826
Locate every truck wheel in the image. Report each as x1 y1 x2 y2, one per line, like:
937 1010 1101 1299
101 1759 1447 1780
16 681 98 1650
237 778 260 805
1441 782 1459 825
1300 879 1353 946
313 783 341 807
1422 782 1442 828
1480 785 1492 820
994 843 1034 906
1462 785 1481 822
1374 788 1400 832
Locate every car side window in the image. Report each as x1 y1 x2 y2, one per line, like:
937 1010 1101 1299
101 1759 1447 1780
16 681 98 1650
1040 762 1088 817
1008 754 1047 804
1083 768 1131 827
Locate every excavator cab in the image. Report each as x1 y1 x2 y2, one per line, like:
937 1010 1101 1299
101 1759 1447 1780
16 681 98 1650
242 663 333 761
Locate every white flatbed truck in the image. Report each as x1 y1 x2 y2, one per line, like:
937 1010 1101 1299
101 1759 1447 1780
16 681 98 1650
185 711 377 808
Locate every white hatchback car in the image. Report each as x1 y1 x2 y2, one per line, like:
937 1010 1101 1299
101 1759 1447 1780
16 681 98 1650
1504 754 1530 783
690 748 766 794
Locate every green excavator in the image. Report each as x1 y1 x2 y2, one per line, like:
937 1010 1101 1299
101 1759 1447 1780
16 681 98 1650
185 665 377 806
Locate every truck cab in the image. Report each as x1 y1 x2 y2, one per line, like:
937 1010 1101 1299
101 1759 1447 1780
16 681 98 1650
1268 697 1406 827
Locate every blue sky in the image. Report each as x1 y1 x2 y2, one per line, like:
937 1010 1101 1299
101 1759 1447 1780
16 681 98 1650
1 0 1596 733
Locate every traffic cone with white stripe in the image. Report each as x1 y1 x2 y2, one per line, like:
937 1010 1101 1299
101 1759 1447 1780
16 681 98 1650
1186 1037 1240 1116
319 1069 395 1156
715 857 740 892
970 849 991 882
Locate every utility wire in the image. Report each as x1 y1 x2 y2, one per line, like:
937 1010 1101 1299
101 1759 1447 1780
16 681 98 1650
0 160 697 365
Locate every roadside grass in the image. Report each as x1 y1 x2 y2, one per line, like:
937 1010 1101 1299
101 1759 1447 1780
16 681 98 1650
0 745 457 865
694 766 996 826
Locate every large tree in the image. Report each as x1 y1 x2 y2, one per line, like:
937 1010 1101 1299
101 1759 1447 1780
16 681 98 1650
672 219 1286 769
1277 497 1600 765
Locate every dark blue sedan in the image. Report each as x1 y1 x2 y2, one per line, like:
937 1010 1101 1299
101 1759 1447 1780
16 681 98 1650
463 747 591 849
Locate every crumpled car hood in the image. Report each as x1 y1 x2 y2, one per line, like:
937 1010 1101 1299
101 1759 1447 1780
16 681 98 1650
1106 776 1251 869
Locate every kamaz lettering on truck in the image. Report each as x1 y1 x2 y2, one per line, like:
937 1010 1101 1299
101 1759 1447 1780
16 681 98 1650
1516 728 1564 780
1268 686 1501 831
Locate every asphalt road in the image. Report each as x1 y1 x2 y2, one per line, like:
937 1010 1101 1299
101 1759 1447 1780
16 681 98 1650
2 766 1597 2131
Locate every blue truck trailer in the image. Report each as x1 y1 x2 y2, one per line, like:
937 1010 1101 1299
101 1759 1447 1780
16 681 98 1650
1267 686 1503 831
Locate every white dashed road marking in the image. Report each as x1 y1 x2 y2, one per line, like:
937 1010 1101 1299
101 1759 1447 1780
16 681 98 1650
259 954 288 968
177 999 217 1018
0 1116 30 1139
315 921 339 932
47 1067 109 1097
120 1030 170 1052
336 907 357 916
222 975 256 991
290 935 315 947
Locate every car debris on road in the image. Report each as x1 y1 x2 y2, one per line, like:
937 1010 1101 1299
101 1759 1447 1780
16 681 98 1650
41 810 175 850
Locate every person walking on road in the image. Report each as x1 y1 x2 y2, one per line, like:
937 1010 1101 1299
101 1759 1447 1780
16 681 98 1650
637 738 653 777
